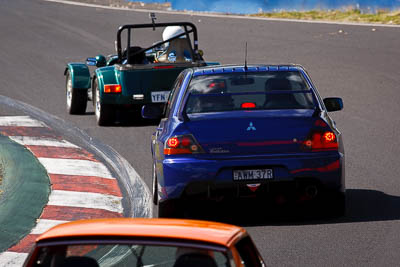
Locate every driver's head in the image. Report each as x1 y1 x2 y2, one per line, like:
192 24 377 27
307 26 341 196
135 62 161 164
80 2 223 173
158 26 191 63
162 26 185 42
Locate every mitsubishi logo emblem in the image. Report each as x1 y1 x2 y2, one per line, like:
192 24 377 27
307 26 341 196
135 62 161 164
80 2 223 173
246 122 256 131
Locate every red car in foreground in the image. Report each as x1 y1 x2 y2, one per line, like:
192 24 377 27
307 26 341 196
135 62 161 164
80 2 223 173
24 218 265 267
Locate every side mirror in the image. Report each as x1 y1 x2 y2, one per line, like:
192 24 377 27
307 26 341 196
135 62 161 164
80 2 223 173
86 55 106 67
142 104 163 119
324 97 343 112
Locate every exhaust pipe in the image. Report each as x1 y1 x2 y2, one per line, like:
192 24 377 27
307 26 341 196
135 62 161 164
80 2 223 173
305 185 318 199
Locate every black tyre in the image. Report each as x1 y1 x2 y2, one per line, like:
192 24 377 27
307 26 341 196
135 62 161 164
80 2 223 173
152 164 158 205
66 71 87 114
158 199 182 218
94 79 115 126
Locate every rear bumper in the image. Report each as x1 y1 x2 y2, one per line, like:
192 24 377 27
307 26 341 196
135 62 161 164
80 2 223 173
102 93 158 105
101 94 166 111
158 152 345 202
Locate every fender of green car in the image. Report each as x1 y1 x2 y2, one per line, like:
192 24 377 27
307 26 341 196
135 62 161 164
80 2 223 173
64 63 91 89
94 66 119 101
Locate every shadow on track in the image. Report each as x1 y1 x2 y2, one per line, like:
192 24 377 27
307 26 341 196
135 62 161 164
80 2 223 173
76 109 160 127
86 111 160 127
115 111 159 127
115 117 160 127
179 189 400 226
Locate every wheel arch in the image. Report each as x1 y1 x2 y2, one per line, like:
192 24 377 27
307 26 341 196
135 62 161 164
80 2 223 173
94 66 118 100
65 63 91 89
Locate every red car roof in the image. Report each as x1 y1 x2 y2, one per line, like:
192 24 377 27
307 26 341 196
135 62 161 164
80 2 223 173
36 218 247 247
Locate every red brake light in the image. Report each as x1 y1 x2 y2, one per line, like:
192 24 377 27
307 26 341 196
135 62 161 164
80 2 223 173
153 65 175 69
104 84 121 93
181 137 191 147
241 102 256 109
165 135 203 155
167 137 179 148
323 132 335 142
303 131 338 151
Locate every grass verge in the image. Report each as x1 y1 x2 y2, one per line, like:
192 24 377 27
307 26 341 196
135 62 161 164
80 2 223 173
252 8 400 25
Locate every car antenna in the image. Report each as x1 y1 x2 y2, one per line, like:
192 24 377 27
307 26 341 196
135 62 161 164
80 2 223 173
244 42 248 71
149 12 156 31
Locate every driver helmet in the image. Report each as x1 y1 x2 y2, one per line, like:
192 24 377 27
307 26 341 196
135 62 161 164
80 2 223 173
162 26 185 41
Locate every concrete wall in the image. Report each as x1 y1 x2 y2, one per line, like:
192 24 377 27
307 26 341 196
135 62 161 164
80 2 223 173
135 0 400 14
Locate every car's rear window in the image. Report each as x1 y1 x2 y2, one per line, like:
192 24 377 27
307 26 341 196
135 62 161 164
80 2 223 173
34 243 230 267
185 71 315 114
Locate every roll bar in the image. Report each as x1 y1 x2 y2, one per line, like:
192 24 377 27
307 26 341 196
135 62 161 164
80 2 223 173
116 22 200 64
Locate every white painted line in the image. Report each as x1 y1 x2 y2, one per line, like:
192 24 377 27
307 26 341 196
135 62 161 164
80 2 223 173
38 158 114 179
43 0 400 28
49 190 123 213
0 252 28 266
31 219 69 235
9 136 79 148
0 116 47 127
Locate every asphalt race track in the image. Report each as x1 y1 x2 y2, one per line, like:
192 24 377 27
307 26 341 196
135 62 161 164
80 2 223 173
1 0 400 265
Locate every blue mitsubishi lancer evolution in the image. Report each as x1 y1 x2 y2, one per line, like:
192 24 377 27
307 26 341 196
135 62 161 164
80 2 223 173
142 65 345 218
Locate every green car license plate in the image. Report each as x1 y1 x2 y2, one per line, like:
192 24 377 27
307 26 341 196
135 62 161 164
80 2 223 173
233 169 273 181
151 91 170 103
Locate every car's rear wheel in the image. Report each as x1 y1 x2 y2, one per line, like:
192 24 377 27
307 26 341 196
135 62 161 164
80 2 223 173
94 79 115 126
152 164 158 205
66 70 87 114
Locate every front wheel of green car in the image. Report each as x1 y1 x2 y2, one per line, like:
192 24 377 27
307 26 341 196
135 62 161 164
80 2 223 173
94 79 115 126
66 70 87 114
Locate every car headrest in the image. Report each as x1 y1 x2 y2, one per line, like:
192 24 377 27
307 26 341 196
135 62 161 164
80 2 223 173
158 38 192 63
60 256 99 267
265 78 292 91
124 46 146 64
173 253 218 267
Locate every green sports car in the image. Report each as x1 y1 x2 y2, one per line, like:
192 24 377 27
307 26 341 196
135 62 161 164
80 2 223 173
64 21 216 125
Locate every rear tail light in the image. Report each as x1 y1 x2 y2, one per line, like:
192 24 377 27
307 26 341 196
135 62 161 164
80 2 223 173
104 84 121 93
241 102 256 109
164 134 204 155
167 137 179 148
302 130 338 151
153 65 175 69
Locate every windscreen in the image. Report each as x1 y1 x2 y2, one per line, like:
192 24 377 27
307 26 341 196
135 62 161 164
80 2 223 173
185 71 315 114
33 243 230 267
